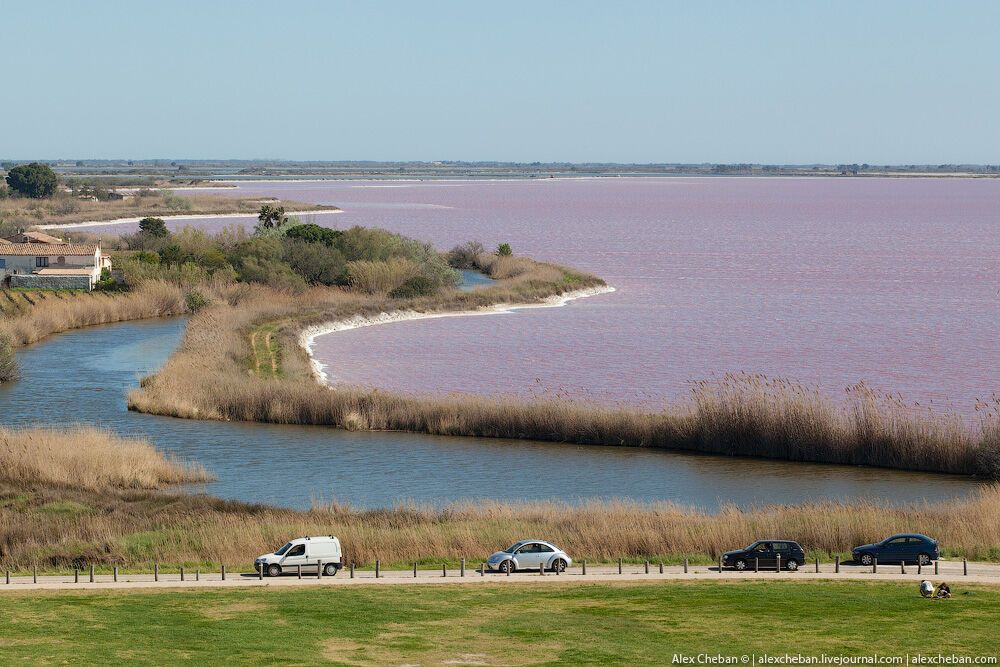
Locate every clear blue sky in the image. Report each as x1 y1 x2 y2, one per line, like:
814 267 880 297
3 1 998 163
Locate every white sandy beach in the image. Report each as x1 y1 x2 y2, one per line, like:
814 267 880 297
299 285 616 384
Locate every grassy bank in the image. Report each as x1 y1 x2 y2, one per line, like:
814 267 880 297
0 189 334 227
1 581 997 663
2 428 1000 571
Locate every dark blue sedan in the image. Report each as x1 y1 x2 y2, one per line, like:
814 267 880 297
852 534 939 566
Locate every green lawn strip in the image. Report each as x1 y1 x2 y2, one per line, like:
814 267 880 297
0 581 996 665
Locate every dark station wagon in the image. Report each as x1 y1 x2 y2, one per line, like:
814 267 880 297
852 534 939 566
721 540 806 571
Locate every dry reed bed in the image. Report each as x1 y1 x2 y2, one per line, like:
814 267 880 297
0 426 210 491
3 486 1000 569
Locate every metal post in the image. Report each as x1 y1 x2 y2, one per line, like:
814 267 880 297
480 563 485 577
180 566 184 582
259 563 264 580
114 566 118 582
154 563 159 582
934 560 939 575
684 559 688 574
815 558 820 573
618 559 623 575
506 562 510 577
776 554 781 573
375 560 380 578
918 561 922 575
835 555 840 573
74 569 79 583
582 560 587 575
754 558 759 573
350 562 355 579
297 565 302 579
90 564 94 583
963 558 968 576
539 564 544 576
645 561 649 575
5 570 9 585
196 569 200 582
413 562 418 578
901 561 905 574
442 563 447 578
317 561 323 579
221 564 226 580
719 555 724 573
33 566 37 584
872 558 877 574
461 558 465 577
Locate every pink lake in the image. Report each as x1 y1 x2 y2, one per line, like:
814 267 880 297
84 177 1000 417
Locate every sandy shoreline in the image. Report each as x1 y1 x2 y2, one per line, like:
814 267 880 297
38 209 340 230
299 285 616 384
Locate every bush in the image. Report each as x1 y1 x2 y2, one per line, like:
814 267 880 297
139 217 169 238
185 289 208 312
285 223 343 246
447 241 486 268
163 192 192 211
388 275 436 298
282 238 347 285
5 163 58 198
496 242 513 257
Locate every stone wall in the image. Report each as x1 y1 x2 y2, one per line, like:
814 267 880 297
8 274 92 291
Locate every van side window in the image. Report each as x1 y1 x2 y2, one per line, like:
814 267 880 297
287 544 305 557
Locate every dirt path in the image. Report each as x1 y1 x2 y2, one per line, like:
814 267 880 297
2 561 996 593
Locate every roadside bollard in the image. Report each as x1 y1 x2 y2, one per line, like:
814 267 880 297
33 566 37 584
6 570 10 585
297 565 302 579
413 562 418 578
350 562 355 578
114 566 118 583
835 555 840 573
221 565 226 581
815 558 820 573
645 561 649 575
442 563 447 578
918 561 922 575
259 563 264 580
155 563 159 582
659 562 664 574
461 558 465 577
555 561 560 576
582 560 587 576
74 569 79 583
317 561 323 579
90 565 94 583
180 566 184 582
776 554 781 573
196 569 200 582
872 558 877 574
375 560 381 578
719 556 723 573
480 563 485 577
964 558 968 576
901 561 905 574
934 560 939 575
755 558 759 573
683 559 688 574
506 563 510 577
618 559 623 575
539 564 544 576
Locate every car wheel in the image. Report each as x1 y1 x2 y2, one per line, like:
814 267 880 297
324 563 339 577
917 553 931 566
734 559 747 571
499 560 514 574
786 559 799 571
551 559 567 573
266 564 282 577
859 553 874 566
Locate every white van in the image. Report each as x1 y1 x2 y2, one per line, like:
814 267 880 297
255 536 342 577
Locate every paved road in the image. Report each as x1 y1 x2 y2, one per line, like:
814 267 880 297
2 561 997 592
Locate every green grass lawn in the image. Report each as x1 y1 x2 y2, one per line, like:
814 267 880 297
0 580 997 665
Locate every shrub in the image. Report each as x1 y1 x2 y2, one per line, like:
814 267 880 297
446 241 486 268
496 242 513 257
284 223 342 246
185 289 208 312
282 238 347 285
388 275 436 298
134 251 160 265
162 192 192 211
138 217 169 238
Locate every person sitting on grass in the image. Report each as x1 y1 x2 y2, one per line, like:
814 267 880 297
935 582 952 599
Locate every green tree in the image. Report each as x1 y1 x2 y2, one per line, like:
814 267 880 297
138 217 169 238
5 163 58 198
256 204 287 232
495 242 513 257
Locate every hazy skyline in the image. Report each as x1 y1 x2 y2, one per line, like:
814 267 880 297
3 1 998 163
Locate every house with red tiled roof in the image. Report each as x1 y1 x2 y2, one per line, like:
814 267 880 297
0 241 107 290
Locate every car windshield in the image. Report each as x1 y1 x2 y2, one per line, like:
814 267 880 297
744 542 760 550
274 542 293 556
505 542 526 553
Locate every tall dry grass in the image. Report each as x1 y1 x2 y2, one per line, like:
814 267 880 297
346 257 421 294
0 426 210 491
0 282 187 352
3 486 1000 570
0 333 16 383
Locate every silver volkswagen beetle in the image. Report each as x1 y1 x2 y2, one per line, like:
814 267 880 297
487 540 572 573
